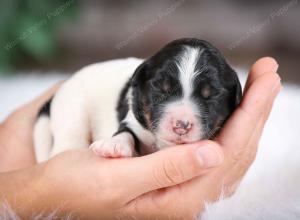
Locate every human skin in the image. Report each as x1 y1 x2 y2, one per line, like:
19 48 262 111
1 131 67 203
0 57 281 219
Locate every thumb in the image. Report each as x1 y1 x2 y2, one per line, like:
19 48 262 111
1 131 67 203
114 140 223 199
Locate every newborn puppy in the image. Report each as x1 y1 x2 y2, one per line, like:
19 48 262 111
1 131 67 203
34 38 242 162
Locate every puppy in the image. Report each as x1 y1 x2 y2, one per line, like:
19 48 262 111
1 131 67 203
34 38 242 162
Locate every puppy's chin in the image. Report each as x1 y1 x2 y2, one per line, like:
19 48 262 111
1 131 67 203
155 134 202 149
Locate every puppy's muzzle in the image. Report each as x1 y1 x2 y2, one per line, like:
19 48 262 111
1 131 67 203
173 119 193 135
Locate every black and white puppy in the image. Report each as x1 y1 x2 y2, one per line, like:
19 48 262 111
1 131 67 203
34 38 242 161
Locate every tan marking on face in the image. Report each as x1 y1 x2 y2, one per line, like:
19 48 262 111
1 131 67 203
142 96 152 129
201 85 211 98
162 79 171 92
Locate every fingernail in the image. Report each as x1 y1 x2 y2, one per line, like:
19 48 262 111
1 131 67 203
272 76 281 92
271 84 282 99
271 61 279 73
266 57 279 73
197 146 222 168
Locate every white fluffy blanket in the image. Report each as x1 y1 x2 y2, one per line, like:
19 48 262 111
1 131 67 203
0 71 300 220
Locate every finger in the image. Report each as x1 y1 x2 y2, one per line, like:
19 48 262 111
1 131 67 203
124 185 192 220
111 140 223 200
125 74 282 217
218 72 281 150
125 73 282 218
124 79 281 217
248 84 282 148
244 57 278 93
125 69 281 218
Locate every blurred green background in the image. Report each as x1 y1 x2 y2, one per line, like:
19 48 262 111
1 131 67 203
0 0 299 84
0 0 77 72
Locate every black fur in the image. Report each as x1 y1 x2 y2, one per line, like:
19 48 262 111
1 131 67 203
38 97 53 117
116 81 131 123
37 38 242 155
114 122 141 154
116 38 242 144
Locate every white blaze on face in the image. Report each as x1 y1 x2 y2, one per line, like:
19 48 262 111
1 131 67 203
177 46 204 99
156 46 205 148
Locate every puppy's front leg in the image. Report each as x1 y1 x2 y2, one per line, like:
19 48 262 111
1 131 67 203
90 125 138 158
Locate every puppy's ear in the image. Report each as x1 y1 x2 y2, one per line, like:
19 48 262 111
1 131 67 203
222 66 242 109
131 61 151 87
232 72 242 107
130 60 153 129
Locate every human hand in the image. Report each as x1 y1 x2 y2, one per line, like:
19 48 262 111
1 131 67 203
0 82 223 219
1 57 280 220
0 83 60 172
120 57 281 219
29 137 223 219
27 57 280 220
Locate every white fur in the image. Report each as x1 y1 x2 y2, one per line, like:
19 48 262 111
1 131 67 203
122 88 157 154
35 58 144 161
90 132 135 157
33 116 52 162
35 49 209 160
156 99 203 147
199 77 300 220
154 47 205 147
123 109 157 155
176 46 204 99
0 202 73 220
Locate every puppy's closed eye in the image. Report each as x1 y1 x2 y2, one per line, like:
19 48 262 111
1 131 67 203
201 84 227 100
150 78 171 92
34 38 242 161
201 84 212 99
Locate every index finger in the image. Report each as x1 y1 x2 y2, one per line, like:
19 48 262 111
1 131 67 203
244 57 278 93
218 72 281 150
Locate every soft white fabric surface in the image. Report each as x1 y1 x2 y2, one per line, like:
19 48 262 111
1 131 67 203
0 70 300 219
201 81 300 220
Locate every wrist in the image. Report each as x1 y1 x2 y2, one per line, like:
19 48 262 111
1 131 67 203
0 163 61 218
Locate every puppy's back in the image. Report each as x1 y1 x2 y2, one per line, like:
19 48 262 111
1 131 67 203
34 57 143 161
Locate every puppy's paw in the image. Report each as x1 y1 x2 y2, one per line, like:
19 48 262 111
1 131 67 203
90 139 133 158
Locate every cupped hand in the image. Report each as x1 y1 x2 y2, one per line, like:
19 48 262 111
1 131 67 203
34 57 281 219
0 83 61 171
37 143 222 219
121 57 281 219
0 57 281 220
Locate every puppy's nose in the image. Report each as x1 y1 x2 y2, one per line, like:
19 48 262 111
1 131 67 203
173 120 192 135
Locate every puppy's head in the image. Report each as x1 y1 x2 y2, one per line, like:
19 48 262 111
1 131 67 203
131 38 242 149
